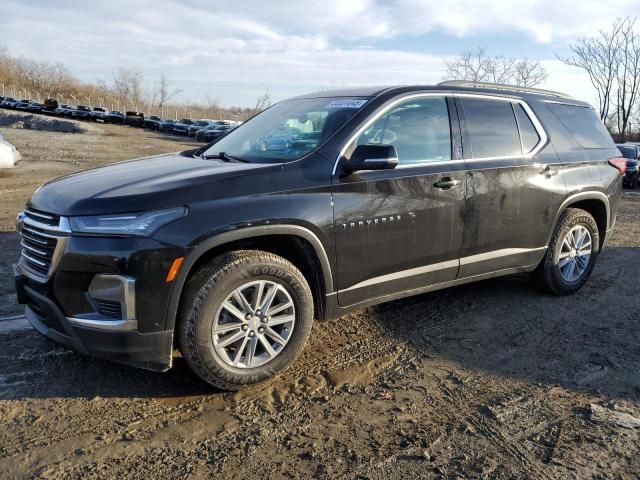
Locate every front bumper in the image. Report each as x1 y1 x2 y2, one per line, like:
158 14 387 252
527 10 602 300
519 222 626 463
14 264 173 371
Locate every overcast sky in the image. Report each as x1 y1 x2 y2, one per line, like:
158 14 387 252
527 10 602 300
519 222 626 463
2 0 640 107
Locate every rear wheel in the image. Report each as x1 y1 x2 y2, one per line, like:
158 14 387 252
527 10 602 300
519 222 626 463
533 208 599 295
177 250 314 390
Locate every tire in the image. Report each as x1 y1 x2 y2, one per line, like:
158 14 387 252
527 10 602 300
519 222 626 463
177 250 314 390
533 208 600 295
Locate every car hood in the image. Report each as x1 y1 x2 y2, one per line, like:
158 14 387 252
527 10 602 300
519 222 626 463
29 153 275 216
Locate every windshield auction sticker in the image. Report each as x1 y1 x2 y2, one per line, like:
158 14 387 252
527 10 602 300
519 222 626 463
326 99 368 109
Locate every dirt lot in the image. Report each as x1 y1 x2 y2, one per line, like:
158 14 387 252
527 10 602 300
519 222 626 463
0 114 639 479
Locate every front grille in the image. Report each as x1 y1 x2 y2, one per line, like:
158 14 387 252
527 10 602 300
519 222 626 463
94 299 122 319
20 225 57 275
18 208 69 279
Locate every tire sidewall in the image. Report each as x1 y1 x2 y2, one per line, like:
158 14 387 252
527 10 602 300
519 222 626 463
182 253 313 388
549 212 599 292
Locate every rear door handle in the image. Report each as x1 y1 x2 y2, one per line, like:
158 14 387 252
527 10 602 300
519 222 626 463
540 165 559 178
434 178 461 190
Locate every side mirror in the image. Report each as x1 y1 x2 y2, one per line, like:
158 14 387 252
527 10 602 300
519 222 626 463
342 144 399 173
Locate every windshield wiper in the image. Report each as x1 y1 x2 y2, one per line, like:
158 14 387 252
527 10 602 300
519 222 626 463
203 151 249 163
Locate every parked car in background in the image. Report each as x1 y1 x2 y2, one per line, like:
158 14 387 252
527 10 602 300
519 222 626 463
104 111 125 124
172 118 194 135
0 97 18 109
158 118 177 133
43 99 59 114
143 115 163 130
125 111 145 127
0 135 21 168
71 105 93 119
54 104 75 117
617 143 640 189
194 121 232 141
187 120 213 137
199 124 234 142
90 107 109 122
26 102 45 113
15 100 32 111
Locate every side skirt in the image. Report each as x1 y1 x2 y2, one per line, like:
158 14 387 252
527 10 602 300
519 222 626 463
323 263 539 320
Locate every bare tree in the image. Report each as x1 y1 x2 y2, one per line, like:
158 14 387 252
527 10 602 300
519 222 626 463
513 58 549 87
614 18 640 141
559 19 625 121
154 72 181 113
112 67 144 110
445 47 547 87
253 88 272 114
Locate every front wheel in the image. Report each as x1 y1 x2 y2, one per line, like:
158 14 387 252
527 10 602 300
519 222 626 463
533 208 599 295
177 250 314 390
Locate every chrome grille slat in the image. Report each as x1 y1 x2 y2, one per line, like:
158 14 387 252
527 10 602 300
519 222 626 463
20 240 49 257
21 231 50 245
18 208 69 279
21 250 48 267
25 208 57 222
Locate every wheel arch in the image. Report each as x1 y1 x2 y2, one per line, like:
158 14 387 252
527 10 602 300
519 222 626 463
551 192 610 249
164 225 334 332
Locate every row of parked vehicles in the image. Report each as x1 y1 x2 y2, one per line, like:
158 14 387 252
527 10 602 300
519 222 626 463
616 143 640 189
0 96 238 141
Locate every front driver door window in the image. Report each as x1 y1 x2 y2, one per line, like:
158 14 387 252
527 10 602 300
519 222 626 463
355 96 452 165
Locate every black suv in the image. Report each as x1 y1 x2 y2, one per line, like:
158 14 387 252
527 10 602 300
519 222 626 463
13 82 624 390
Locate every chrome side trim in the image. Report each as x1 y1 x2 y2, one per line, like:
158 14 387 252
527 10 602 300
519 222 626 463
332 92 549 175
67 317 138 332
339 247 547 293
340 259 459 293
459 247 547 266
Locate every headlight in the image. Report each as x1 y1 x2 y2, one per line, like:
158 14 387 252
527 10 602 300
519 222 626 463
70 207 187 237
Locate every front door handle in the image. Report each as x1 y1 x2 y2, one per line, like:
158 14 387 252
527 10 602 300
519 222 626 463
540 165 559 178
434 178 461 190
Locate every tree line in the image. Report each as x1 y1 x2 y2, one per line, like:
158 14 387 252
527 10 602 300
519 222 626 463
0 46 269 120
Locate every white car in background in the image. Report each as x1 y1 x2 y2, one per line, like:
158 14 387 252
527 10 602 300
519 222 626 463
0 134 22 168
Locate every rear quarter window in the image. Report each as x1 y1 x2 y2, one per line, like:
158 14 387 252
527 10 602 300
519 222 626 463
547 103 614 149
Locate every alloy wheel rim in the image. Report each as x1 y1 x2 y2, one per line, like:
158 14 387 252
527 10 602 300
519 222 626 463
212 280 295 369
558 225 592 282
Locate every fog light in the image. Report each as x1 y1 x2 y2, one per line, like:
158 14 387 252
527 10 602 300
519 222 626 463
88 274 136 320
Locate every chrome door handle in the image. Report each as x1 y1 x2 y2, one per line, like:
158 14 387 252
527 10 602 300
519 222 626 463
434 178 461 190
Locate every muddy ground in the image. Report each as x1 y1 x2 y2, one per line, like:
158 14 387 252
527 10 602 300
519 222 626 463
0 113 639 479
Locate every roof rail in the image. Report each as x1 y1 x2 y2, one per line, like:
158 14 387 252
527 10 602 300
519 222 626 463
437 80 573 99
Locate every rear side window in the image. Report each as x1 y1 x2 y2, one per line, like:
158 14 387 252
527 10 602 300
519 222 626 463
547 103 614 149
462 98 521 158
513 104 540 153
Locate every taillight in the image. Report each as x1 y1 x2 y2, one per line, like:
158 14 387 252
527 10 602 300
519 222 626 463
608 157 627 175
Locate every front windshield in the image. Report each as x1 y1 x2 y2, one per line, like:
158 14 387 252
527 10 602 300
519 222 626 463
203 97 368 162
